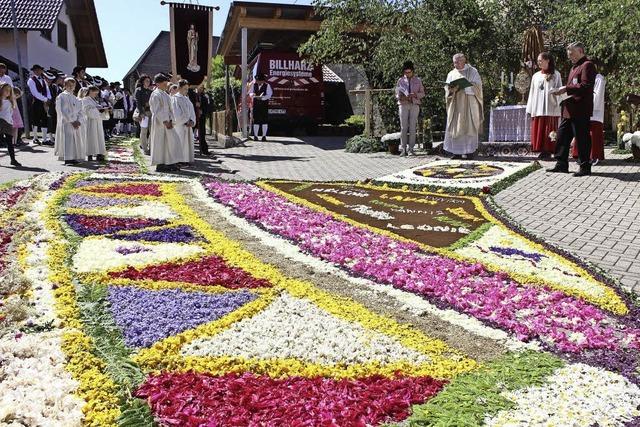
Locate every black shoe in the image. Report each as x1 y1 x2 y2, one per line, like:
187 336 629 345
87 156 94 161
10 160 22 167
43 140 54 146
451 155 462 160
200 150 210 156
253 136 258 141
261 136 267 142
546 165 569 173
96 154 105 162
64 160 78 165
573 168 591 177
33 138 41 145
155 164 168 172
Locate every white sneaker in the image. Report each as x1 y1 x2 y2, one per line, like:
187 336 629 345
400 151 408 157
591 158 599 166
408 150 416 156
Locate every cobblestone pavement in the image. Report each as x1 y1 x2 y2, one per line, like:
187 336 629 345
494 153 640 293
3 136 638 292
201 136 430 181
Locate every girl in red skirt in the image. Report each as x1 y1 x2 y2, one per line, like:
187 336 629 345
526 52 563 159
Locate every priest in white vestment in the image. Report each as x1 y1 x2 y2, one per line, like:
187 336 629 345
526 53 563 158
171 80 196 164
80 86 107 161
55 78 86 164
444 54 483 158
149 74 182 172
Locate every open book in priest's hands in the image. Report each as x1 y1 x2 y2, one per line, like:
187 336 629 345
444 76 474 90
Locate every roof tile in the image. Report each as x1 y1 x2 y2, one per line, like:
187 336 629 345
0 0 64 30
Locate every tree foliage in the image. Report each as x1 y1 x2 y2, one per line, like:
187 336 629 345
299 0 553 130
551 0 640 104
300 0 640 129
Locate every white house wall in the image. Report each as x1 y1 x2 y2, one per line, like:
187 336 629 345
25 2 77 73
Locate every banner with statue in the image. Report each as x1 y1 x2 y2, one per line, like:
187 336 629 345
169 2 214 86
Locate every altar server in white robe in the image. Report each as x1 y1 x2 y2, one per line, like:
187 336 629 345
55 78 86 164
80 85 107 161
149 74 181 172
444 53 483 159
171 79 196 164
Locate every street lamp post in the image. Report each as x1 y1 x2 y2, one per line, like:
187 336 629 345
10 0 30 135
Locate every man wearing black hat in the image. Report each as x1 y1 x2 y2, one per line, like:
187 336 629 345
45 70 64 140
249 73 273 141
27 64 52 145
72 66 88 95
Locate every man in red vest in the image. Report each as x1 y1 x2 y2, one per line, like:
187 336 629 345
548 42 597 177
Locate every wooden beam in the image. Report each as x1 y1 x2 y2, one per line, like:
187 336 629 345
224 55 241 65
218 7 243 57
305 9 315 20
238 17 321 31
273 7 282 19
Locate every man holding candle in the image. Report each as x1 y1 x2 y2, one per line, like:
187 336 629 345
548 42 596 177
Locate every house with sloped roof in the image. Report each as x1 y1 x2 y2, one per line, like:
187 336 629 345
0 0 106 79
123 31 220 91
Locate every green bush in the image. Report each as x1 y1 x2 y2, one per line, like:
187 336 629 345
345 134 386 153
208 77 242 112
343 115 365 133
376 92 400 133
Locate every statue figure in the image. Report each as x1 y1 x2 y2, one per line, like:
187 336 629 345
187 24 200 72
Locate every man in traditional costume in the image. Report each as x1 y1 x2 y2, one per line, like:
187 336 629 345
72 66 89 96
396 61 425 156
527 53 563 159
549 42 597 177
444 54 483 159
27 64 52 145
572 71 606 165
171 79 196 165
149 73 181 172
249 73 273 141
55 78 85 165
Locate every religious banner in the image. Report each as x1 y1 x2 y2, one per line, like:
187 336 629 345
168 2 215 86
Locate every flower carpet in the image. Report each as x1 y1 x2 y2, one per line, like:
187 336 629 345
375 159 540 194
1 139 639 426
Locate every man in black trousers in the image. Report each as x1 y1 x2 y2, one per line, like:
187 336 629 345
191 85 210 155
548 42 597 177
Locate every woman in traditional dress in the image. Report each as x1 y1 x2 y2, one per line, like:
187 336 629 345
134 74 153 154
171 79 196 165
55 78 85 165
80 86 107 161
526 52 563 159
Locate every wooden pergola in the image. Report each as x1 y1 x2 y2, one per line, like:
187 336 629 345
216 1 323 138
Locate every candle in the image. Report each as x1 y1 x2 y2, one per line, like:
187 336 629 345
510 72 514 86
501 71 505 86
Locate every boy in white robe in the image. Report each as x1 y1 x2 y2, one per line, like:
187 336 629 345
171 79 196 164
55 78 86 164
149 74 181 172
80 85 107 161
444 53 483 159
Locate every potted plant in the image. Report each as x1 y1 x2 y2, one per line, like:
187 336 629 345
381 132 401 154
